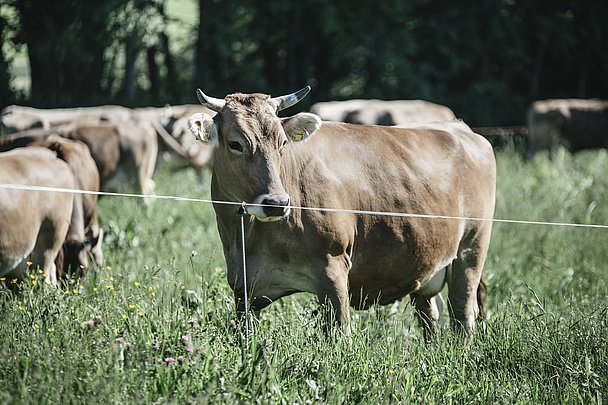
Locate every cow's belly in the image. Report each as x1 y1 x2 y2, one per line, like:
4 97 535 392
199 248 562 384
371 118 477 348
347 240 457 310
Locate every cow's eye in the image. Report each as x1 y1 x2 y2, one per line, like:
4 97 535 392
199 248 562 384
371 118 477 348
228 141 243 154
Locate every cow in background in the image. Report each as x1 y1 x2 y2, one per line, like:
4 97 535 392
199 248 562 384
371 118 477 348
0 148 76 286
0 136 103 281
310 99 456 126
0 105 132 135
30 136 104 278
0 122 158 204
1 104 214 181
526 99 608 159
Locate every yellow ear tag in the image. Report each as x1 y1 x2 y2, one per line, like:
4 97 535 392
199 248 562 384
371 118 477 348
292 128 306 141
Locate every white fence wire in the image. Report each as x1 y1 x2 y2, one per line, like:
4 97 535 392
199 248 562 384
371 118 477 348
0 183 607 229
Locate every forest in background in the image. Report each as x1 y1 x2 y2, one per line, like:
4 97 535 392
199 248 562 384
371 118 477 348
0 0 607 126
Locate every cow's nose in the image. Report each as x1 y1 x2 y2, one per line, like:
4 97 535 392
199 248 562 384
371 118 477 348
261 194 290 216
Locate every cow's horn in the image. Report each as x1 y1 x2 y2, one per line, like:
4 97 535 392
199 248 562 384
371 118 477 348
273 86 311 112
196 88 225 112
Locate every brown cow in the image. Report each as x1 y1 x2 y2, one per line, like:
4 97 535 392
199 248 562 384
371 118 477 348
0 136 103 279
526 99 608 159
0 147 75 285
30 136 104 278
1 122 158 204
188 87 496 339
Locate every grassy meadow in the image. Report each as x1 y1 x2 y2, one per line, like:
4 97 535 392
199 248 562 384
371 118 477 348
0 146 607 404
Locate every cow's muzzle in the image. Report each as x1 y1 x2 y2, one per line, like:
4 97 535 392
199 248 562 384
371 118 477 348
246 193 291 222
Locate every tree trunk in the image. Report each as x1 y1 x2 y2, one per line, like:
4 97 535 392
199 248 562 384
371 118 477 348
147 45 160 100
120 35 139 104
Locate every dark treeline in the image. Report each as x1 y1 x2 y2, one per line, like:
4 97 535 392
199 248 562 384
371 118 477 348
1 0 607 126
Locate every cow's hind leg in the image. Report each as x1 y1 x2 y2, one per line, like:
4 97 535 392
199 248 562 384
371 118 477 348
31 216 71 287
447 223 492 336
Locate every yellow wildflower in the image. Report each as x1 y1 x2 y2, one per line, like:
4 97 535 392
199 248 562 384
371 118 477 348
26 261 32 266
31 279 37 285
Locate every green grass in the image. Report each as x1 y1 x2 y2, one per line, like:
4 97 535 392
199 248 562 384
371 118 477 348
1 148 607 404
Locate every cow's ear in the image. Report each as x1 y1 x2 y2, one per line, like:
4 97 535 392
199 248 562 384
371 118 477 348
281 113 322 142
188 113 218 145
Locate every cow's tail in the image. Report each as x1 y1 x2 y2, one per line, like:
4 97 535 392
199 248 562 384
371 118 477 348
476 274 487 320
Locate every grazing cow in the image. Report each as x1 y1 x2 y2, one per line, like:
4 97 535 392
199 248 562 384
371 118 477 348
0 147 75 285
30 136 104 278
0 122 158 203
0 105 132 135
0 136 103 278
188 87 496 339
310 99 456 126
526 99 608 159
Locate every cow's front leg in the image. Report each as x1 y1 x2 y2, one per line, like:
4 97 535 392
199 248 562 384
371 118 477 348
315 254 351 336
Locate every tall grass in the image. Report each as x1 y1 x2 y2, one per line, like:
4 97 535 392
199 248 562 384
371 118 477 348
1 148 607 404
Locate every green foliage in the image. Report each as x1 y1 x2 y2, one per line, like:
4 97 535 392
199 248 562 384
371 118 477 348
0 149 607 403
2 0 608 124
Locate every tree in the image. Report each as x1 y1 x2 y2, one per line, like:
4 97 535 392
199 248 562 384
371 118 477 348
11 0 120 107
0 12 16 108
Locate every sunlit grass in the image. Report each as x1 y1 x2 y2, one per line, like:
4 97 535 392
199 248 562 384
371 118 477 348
0 148 606 403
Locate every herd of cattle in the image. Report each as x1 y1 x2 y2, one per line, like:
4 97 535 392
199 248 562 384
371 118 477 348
0 91 606 336
0 104 216 287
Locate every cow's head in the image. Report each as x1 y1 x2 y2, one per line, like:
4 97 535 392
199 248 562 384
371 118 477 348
188 86 321 222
